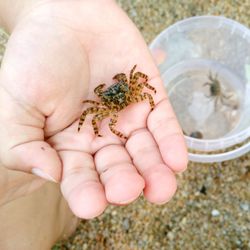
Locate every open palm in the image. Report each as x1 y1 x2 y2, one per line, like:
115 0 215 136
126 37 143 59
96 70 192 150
0 0 187 218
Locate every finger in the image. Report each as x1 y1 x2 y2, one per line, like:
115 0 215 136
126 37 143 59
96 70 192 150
59 150 108 219
148 98 188 173
94 144 145 204
0 89 61 182
126 129 177 204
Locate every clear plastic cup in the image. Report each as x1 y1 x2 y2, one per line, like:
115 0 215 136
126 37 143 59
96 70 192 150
149 16 250 163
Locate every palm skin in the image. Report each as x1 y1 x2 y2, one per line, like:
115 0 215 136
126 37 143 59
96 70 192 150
0 0 188 218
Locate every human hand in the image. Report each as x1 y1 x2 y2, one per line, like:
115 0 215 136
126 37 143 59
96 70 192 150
0 0 188 218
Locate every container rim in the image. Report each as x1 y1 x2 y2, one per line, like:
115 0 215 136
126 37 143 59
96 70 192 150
150 15 250 49
184 127 250 152
188 139 250 163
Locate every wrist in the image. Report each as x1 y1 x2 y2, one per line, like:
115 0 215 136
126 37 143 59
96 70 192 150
0 0 46 32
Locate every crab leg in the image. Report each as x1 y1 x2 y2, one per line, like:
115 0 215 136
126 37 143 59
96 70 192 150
214 96 220 110
78 107 107 132
113 73 128 83
208 71 218 82
129 64 137 81
92 111 110 137
131 71 156 93
82 100 101 105
203 83 214 98
203 82 211 87
143 82 157 93
109 113 127 139
94 84 106 97
82 100 107 109
133 92 155 111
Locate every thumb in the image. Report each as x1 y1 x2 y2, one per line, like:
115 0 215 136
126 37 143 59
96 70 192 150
0 21 89 182
0 87 61 182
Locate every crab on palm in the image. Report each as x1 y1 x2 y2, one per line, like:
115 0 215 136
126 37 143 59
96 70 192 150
78 65 156 139
204 71 232 109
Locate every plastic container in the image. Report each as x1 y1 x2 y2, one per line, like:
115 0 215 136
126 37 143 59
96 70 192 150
149 16 250 163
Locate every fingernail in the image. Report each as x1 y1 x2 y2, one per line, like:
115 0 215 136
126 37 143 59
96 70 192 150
31 168 57 183
117 196 138 205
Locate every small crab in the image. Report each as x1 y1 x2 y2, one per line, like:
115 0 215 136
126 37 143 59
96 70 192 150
78 65 157 139
203 71 232 109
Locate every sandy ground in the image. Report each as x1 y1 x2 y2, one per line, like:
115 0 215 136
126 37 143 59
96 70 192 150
1 1 249 249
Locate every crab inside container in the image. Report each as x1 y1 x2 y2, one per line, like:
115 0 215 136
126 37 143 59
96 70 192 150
150 16 250 163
